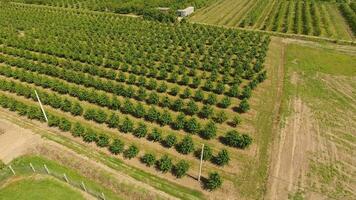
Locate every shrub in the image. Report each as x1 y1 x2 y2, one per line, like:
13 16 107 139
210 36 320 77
205 172 222 190
156 155 173 173
231 115 242 127
59 117 71 132
96 134 110 147
71 122 85 137
213 149 230 166
176 135 195 155
147 128 162 142
158 110 172 126
199 105 213 119
173 160 190 178
107 113 120 128
141 153 156 167
163 134 177 148
213 111 227 124
133 122 148 138
218 96 231 108
172 113 185 130
120 117 134 133
195 145 213 161
109 139 125 154
200 121 217 139
124 145 139 159
83 128 98 143
239 98 250 113
223 130 252 149
48 115 60 127
70 102 83 116
184 117 200 134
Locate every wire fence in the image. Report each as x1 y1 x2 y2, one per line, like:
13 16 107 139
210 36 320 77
0 163 106 200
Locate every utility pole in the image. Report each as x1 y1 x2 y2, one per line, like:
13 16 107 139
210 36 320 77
198 144 204 182
35 90 48 122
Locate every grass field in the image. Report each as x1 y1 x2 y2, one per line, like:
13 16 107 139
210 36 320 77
190 0 354 41
0 177 86 200
267 40 356 199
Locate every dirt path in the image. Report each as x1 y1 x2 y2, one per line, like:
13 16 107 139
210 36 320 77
0 119 42 164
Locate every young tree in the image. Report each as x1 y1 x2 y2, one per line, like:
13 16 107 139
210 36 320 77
84 109 96 120
241 86 251 99
163 134 177 148
227 84 240 97
195 145 213 161
184 117 200 134
223 130 252 149
94 109 107 124
59 117 71 132
218 96 231 108
160 96 171 108
141 153 156 167
96 134 110 147
199 105 213 119
156 155 173 173
71 102 83 116
194 89 204 101
109 139 125 155
171 99 184 112
107 113 120 128
145 106 160 122
121 99 134 114
185 100 199 115
238 98 250 113
120 117 134 133
230 115 241 127
172 113 185 130
158 110 172 126
180 88 191 99
157 82 168 93
48 115 60 127
133 122 148 138
200 121 217 139
205 93 217 105
176 135 195 154
215 82 225 94
124 145 139 159
61 98 72 112
147 128 162 142
133 103 145 118
147 92 159 105
173 160 190 178
110 95 121 110
83 128 98 143
205 172 222 190
169 86 180 96
213 111 227 124
213 149 230 166
71 122 85 137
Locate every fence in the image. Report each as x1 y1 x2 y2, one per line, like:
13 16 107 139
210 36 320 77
0 163 106 200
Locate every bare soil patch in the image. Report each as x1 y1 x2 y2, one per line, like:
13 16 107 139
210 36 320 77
0 119 42 164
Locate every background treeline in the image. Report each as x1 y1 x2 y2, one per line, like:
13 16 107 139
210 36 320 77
11 0 216 22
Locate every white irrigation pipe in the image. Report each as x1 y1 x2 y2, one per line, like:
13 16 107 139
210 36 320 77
34 90 48 122
198 144 204 182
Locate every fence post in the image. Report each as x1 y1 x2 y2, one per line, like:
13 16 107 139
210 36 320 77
81 181 87 192
101 192 106 200
8 165 15 175
30 163 36 172
44 164 50 174
63 173 69 183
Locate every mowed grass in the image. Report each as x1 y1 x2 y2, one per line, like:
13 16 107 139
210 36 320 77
282 42 356 199
0 178 85 200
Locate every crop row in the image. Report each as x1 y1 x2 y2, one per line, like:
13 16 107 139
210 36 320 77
0 93 225 190
0 3 269 79
0 65 254 143
339 2 356 34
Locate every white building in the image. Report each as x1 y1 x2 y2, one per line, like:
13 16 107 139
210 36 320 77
177 6 194 17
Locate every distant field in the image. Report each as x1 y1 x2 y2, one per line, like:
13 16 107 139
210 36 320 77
0 178 86 200
190 0 354 40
